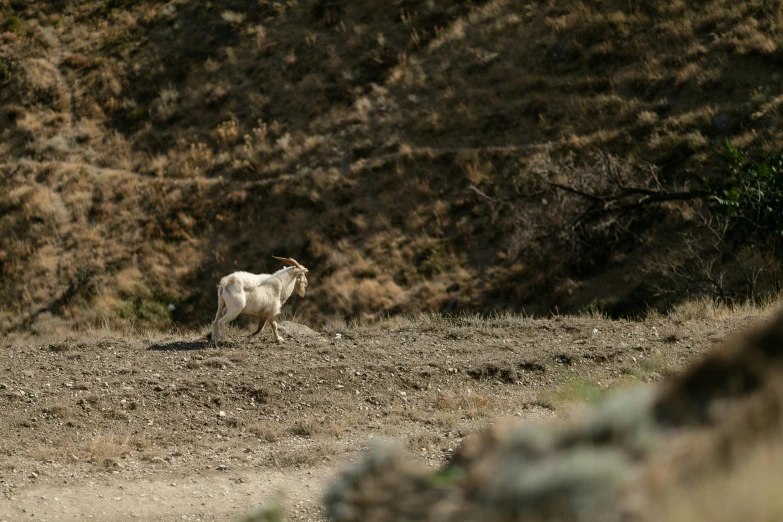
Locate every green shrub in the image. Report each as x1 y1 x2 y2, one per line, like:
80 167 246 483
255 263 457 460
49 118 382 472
2 15 22 33
708 141 783 252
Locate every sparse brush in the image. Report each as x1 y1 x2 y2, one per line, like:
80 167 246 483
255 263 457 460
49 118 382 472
268 440 339 468
42 402 73 419
535 377 612 411
86 432 133 461
203 356 233 369
250 419 286 443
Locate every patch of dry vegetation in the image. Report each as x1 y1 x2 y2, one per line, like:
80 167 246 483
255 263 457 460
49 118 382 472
652 433 783 521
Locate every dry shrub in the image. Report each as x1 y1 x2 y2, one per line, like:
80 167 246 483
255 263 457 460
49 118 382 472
202 356 233 369
42 402 74 419
354 276 405 311
289 419 316 437
115 266 143 294
267 439 339 468
86 432 134 461
289 416 346 438
406 431 446 454
434 388 496 419
249 419 286 442
726 19 777 55
321 269 405 317
7 183 70 227
19 57 70 111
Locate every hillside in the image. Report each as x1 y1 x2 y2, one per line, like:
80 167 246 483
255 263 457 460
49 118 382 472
2 0 783 331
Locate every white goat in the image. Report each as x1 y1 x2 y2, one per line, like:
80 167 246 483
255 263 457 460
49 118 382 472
211 256 309 346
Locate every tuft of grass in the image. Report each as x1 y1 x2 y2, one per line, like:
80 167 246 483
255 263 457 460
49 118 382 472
535 377 613 411
433 388 498 420
289 419 315 438
249 419 286 443
202 356 233 369
42 402 74 419
267 440 339 468
631 352 674 381
84 432 136 463
406 431 446 454
636 110 659 126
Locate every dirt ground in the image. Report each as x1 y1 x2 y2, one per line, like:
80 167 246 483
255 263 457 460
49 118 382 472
0 313 763 521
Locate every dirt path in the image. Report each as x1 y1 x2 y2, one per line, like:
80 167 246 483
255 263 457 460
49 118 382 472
0 466 334 522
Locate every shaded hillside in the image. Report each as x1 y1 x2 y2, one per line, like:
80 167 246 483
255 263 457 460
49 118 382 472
2 0 783 331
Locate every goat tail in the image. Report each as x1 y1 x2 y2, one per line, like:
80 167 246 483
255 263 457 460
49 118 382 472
220 275 243 296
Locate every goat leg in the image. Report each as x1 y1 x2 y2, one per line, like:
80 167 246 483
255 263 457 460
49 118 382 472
270 320 284 343
249 317 267 337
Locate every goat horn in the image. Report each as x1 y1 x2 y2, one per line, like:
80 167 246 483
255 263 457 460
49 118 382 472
272 256 302 268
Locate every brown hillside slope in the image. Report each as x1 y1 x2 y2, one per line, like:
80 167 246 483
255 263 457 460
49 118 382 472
2 0 783 331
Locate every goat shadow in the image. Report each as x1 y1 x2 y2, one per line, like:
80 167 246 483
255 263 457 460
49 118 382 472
148 338 211 351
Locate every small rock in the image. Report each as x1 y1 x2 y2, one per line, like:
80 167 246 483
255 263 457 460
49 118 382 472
218 411 227 418
335 385 344 390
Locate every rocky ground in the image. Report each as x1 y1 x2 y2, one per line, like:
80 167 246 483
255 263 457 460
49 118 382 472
0 312 763 521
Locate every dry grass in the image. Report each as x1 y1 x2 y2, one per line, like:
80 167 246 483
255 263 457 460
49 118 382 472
653 435 783 521
433 388 502 421
668 294 783 322
41 402 74 419
31 431 151 466
267 440 342 468
534 377 614 412
248 419 287 443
